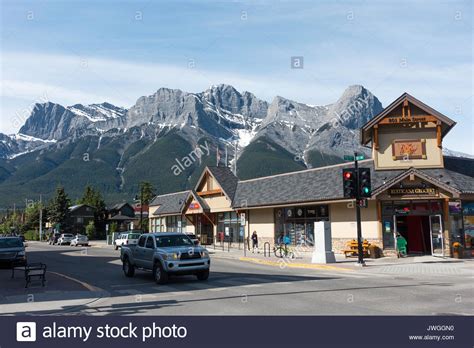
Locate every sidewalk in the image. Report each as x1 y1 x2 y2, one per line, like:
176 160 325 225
209 244 474 273
0 268 106 314
89 240 110 249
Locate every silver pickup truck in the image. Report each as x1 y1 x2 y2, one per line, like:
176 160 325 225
120 232 210 284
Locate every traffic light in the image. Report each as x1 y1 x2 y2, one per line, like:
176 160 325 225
358 168 371 198
342 168 357 198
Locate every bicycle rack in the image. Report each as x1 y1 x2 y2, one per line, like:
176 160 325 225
263 242 271 257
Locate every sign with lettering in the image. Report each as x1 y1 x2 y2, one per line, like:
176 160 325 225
388 187 437 196
386 116 429 124
392 139 426 160
188 202 200 210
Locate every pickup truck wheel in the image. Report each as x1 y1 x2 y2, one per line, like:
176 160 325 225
196 270 209 281
153 262 168 284
122 257 135 277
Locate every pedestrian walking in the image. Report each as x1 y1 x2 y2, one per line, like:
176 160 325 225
251 231 259 253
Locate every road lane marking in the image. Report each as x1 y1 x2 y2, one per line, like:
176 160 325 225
111 282 152 288
47 271 103 292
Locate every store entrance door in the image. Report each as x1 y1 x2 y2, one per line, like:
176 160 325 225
429 215 444 256
196 214 214 245
394 215 431 255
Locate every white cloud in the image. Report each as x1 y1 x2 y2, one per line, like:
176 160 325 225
1 51 472 153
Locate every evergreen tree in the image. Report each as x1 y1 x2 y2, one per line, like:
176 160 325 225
137 181 155 231
47 186 70 231
79 185 107 238
24 201 42 232
139 181 155 206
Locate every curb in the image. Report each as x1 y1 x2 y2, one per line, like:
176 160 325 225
211 252 354 271
89 243 111 249
238 257 354 271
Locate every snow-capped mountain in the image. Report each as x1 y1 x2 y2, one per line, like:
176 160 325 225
18 102 126 141
3 84 471 163
0 84 471 207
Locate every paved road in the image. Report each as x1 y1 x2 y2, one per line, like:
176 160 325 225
1 242 473 316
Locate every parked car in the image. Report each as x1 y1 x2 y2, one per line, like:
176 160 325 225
185 233 199 245
0 237 27 267
70 234 89 247
49 233 61 245
120 232 210 284
114 231 141 250
57 233 75 245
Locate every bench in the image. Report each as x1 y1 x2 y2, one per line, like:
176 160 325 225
342 239 371 258
12 263 47 288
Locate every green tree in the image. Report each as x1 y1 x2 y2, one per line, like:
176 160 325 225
109 221 118 234
139 181 155 206
79 185 107 238
85 220 96 240
137 181 155 232
47 186 70 232
24 201 44 232
0 212 22 235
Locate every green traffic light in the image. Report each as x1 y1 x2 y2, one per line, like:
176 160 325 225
362 187 370 194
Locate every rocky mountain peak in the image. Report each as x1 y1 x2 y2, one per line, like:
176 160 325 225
326 84 383 129
202 84 268 119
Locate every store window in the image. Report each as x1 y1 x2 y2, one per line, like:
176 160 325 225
274 205 329 246
217 212 242 244
165 215 187 232
449 201 463 245
462 201 474 251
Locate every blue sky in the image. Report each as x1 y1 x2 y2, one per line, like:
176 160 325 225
1 0 472 153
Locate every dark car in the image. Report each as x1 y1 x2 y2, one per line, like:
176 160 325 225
0 237 27 267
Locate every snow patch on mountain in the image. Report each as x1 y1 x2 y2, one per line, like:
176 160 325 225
11 133 57 143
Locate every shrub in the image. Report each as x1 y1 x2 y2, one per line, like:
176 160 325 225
24 230 39 241
85 221 96 240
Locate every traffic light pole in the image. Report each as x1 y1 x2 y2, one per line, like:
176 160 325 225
354 152 366 266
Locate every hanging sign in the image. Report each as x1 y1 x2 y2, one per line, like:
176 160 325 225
189 202 200 210
240 213 246 225
392 139 427 160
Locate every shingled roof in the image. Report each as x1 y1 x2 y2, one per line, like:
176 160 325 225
206 166 239 200
150 191 190 216
232 157 474 208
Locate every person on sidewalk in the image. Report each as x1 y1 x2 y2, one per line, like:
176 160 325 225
251 231 259 253
396 232 408 258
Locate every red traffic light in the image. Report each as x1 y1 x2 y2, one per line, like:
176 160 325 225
344 172 352 180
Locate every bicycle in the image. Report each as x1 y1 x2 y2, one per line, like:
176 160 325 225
273 243 295 259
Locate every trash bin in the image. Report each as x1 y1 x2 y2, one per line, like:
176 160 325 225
369 245 381 259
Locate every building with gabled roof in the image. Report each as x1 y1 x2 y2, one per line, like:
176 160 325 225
148 93 474 257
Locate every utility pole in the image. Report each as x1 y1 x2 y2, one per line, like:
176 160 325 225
354 152 365 266
139 188 143 231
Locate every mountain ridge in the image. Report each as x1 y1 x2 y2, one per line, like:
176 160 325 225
0 84 471 207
